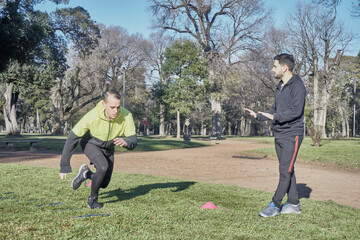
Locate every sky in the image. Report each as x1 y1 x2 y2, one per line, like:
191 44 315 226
36 0 360 55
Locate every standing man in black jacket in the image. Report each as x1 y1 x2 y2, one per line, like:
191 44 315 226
244 53 307 218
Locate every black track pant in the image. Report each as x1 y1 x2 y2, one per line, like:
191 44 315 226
83 142 114 198
272 135 303 208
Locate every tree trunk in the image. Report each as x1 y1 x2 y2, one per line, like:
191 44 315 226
165 123 170 135
36 108 41 133
176 108 180 138
228 122 232 135
63 121 68 135
339 106 348 137
182 120 185 134
210 96 223 139
310 57 326 146
341 119 346 137
52 121 61 134
52 84 64 134
239 116 250 136
208 66 223 139
263 121 270 136
3 82 21 137
137 120 141 135
159 103 165 136
201 122 206 136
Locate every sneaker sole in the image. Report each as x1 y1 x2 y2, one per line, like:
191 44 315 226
280 210 301 214
88 205 103 209
280 204 301 214
258 212 280 218
71 164 88 190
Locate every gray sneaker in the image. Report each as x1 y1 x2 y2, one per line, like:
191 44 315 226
280 202 301 214
72 164 90 190
258 202 280 218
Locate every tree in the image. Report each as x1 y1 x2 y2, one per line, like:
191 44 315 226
146 32 173 136
51 48 104 134
162 39 208 138
221 26 294 136
313 0 360 17
287 2 353 146
326 57 353 137
52 25 150 134
339 54 360 137
0 0 99 136
148 0 270 138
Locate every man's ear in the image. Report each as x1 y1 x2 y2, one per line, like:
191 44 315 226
282 65 288 73
102 100 106 107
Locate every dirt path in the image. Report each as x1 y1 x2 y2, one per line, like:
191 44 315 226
1 139 359 209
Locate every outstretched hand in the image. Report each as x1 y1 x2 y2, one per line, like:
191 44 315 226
113 138 128 147
244 108 257 118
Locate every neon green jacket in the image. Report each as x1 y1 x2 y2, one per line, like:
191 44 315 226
72 101 136 143
60 101 137 173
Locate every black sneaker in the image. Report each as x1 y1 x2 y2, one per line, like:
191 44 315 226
71 164 90 190
88 196 103 209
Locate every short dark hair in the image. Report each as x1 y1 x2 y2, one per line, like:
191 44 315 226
274 53 295 72
104 89 121 102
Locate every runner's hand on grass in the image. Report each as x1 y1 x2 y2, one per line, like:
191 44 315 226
59 173 67 180
113 138 128 148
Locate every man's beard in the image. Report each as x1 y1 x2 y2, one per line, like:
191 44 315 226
274 72 282 79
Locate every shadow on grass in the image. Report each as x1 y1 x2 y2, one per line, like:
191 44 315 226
297 183 312 199
232 155 267 160
0 151 61 163
100 181 196 204
122 139 208 152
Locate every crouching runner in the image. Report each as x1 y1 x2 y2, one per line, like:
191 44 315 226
59 89 137 209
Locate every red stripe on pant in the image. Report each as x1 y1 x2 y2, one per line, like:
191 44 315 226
288 135 299 172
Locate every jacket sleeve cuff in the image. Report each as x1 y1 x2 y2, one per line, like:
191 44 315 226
60 165 72 173
273 113 280 122
125 135 137 150
273 113 278 121
256 113 267 121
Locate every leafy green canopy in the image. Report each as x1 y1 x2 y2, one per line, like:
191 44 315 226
161 40 208 115
0 0 99 132
0 0 99 84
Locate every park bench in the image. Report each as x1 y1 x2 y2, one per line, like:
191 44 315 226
2 139 42 152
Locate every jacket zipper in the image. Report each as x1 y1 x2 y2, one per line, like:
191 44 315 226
106 120 111 142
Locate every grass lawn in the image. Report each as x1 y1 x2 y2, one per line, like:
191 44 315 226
1 164 359 239
236 137 360 170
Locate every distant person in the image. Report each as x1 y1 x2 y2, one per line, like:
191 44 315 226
244 53 306 217
59 89 137 209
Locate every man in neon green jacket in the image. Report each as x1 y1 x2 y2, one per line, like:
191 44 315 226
59 89 137 209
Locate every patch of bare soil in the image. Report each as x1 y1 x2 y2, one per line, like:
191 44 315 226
1 139 359 209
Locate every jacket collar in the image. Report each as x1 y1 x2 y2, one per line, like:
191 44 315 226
277 74 298 90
